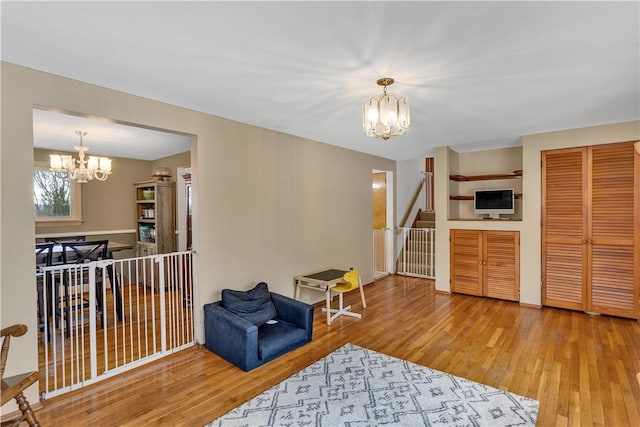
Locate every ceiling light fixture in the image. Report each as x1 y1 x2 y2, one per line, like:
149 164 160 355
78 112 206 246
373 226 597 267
362 77 410 140
49 130 112 183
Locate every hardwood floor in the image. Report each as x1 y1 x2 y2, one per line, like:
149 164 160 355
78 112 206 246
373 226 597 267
35 275 640 426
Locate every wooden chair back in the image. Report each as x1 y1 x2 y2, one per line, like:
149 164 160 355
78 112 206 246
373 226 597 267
1 324 41 426
59 240 117 332
35 242 54 271
62 240 109 264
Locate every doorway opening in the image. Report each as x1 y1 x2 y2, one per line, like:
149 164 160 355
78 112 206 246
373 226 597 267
32 107 195 397
372 170 394 279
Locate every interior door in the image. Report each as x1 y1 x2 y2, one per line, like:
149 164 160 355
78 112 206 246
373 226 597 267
372 172 387 275
542 148 587 310
589 143 638 317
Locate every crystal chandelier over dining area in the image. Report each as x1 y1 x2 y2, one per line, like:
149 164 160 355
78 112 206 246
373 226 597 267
49 130 112 183
362 77 410 140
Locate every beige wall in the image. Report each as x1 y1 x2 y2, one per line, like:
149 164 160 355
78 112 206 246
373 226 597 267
435 120 640 309
0 62 395 410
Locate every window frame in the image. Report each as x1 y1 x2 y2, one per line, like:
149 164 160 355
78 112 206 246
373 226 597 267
34 161 83 226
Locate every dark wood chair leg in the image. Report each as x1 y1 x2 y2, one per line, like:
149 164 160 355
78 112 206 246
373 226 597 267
14 392 41 427
64 278 71 338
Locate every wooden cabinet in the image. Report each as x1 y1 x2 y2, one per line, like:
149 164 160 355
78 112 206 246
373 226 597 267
450 229 520 301
135 180 175 256
542 142 639 319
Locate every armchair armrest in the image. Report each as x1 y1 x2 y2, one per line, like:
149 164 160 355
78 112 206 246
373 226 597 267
203 302 259 371
270 293 314 341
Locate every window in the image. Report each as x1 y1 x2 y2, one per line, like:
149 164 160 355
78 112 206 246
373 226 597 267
34 163 82 225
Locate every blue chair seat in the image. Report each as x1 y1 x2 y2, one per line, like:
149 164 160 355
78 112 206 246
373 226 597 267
258 320 308 361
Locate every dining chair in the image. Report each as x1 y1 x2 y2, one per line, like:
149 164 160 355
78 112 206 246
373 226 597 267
42 236 86 265
58 240 122 334
321 269 367 322
1 324 41 427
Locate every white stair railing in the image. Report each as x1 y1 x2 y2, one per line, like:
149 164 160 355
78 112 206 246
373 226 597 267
40 251 194 398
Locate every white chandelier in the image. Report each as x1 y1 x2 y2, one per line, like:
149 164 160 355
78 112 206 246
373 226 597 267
362 77 410 140
50 130 112 183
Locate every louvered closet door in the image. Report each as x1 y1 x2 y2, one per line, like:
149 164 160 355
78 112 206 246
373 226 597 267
450 229 483 296
589 143 638 318
542 149 587 310
484 231 520 301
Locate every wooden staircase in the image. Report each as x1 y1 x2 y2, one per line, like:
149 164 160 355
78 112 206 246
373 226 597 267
414 210 435 228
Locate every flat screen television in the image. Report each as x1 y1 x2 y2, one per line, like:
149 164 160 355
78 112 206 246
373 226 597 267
474 188 514 219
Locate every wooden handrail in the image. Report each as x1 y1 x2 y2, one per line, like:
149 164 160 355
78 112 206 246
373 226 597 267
399 179 425 228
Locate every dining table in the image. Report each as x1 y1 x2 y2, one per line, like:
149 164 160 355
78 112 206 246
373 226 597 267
50 240 132 253
39 241 134 264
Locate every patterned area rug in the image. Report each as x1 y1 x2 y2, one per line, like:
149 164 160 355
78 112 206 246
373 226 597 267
208 343 539 426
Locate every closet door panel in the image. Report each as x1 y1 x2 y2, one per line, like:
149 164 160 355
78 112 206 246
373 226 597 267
591 246 635 316
589 143 638 318
484 231 520 301
591 144 635 246
450 229 483 296
543 243 584 309
542 149 587 310
543 150 586 242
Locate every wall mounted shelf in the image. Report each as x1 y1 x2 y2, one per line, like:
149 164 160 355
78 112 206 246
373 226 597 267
449 170 522 182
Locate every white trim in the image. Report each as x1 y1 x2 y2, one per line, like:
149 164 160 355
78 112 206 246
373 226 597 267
176 166 191 251
35 229 135 238
384 171 394 274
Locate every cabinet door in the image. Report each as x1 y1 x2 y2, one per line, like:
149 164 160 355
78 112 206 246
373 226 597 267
589 143 638 318
542 149 587 310
450 229 483 296
484 231 520 301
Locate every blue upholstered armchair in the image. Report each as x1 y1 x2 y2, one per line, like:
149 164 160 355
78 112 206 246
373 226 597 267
203 283 314 371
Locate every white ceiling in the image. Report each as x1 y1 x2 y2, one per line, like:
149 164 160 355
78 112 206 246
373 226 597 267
32 109 192 161
3 1 639 161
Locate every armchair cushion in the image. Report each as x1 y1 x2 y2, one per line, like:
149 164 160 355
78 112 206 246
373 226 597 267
257 320 307 361
221 282 277 326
